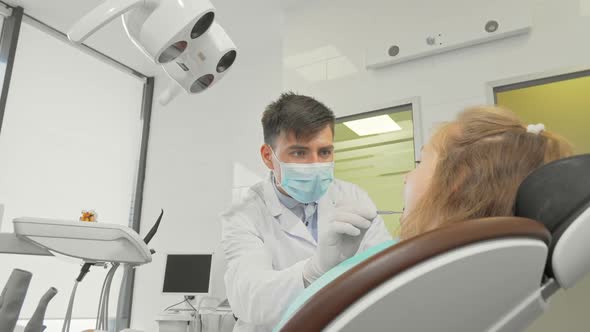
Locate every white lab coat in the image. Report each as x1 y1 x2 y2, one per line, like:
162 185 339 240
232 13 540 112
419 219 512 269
221 175 392 332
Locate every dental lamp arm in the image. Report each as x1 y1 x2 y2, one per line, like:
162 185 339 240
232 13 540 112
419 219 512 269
67 0 146 43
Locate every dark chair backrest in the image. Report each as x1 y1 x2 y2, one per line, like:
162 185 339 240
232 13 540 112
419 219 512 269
515 154 590 279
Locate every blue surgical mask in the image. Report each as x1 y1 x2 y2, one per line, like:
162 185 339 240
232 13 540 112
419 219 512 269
272 149 334 204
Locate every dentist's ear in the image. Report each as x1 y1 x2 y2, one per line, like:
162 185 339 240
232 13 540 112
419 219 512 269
260 144 274 170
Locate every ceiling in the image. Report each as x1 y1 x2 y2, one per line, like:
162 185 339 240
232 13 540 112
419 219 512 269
1 0 309 77
280 0 315 11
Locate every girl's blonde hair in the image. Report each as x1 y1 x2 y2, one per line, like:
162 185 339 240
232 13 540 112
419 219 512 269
400 106 573 240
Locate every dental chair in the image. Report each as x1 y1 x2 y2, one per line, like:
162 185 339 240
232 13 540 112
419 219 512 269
278 154 590 332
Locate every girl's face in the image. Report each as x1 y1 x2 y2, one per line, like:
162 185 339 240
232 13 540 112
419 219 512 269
401 142 438 222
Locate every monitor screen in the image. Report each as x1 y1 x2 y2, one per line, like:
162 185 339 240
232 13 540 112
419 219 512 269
163 254 212 294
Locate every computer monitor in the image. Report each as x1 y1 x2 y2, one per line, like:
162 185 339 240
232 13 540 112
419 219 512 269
162 253 212 294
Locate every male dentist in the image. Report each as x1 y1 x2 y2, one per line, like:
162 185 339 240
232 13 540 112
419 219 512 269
222 92 392 332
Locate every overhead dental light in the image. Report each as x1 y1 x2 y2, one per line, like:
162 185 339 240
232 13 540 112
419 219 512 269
68 0 237 105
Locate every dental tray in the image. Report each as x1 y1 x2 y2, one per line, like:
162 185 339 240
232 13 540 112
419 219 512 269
13 217 152 265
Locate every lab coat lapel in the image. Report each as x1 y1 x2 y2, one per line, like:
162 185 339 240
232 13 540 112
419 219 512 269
317 184 337 242
277 210 317 246
260 175 317 246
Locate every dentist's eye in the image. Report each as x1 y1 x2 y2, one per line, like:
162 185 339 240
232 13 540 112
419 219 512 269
291 150 306 157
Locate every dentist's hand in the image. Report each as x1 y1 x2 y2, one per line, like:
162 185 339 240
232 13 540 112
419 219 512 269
303 201 377 285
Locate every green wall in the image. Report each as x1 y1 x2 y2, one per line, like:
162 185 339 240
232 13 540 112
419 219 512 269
497 75 590 154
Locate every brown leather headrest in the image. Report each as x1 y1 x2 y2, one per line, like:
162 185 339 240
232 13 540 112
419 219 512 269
281 217 550 332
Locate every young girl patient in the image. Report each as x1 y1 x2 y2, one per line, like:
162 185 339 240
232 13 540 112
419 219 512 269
275 106 573 330
400 105 572 239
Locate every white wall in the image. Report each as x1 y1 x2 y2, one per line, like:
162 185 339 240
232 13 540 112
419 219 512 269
284 0 590 138
0 21 144 324
283 0 590 330
130 0 283 330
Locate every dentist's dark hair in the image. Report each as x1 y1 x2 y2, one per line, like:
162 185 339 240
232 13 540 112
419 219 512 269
262 92 335 147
